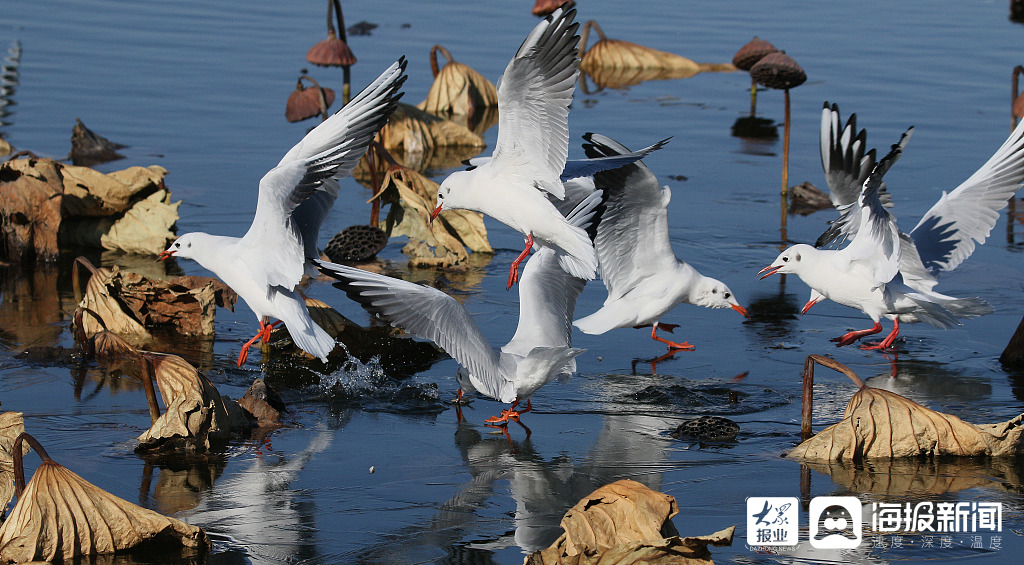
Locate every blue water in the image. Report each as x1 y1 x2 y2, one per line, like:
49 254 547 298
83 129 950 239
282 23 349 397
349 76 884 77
2 1 1024 563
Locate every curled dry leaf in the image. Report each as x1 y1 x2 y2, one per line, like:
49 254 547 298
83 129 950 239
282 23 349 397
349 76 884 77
0 158 63 262
418 45 499 133
527 479 735 565
377 103 485 169
788 357 1024 461
69 118 125 167
0 433 207 562
0 412 26 514
136 353 236 453
0 156 178 261
75 257 236 342
374 164 491 267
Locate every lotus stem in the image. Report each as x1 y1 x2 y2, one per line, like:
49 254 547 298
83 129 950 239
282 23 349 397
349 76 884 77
801 354 865 439
780 88 791 239
72 255 99 305
1014 65 1023 131
14 432 54 499
430 45 454 78
749 77 757 117
140 354 162 425
579 20 606 59
368 144 380 227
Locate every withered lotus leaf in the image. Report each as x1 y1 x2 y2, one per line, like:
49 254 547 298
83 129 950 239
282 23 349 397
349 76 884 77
418 45 498 119
374 164 491 267
0 434 207 562
0 158 63 262
0 412 26 514
136 353 233 452
787 383 1024 461
527 479 734 564
75 258 234 342
377 103 485 155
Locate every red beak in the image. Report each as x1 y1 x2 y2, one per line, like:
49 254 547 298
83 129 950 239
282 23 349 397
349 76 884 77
157 249 176 261
758 265 781 280
429 204 442 223
731 304 748 318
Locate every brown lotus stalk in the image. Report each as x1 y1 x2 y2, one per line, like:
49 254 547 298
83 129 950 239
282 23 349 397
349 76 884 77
750 51 806 240
306 0 356 104
801 354 864 439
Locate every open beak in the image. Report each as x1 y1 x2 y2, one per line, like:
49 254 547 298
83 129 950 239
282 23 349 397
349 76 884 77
731 303 748 318
157 249 176 261
429 204 442 223
757 264 782 280
801 298 820 315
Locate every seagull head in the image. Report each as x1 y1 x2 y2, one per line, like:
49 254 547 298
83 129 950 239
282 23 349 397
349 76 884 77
758 244 812 279
693 277 747 317
159 233 197 261
432 170 474 222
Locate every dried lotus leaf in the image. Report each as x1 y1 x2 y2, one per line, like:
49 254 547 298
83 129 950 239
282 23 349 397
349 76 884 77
528 479 734 565
98 189 180 255
0 412 26 514
60 164 166 218
0 157 63 262
418 45 498 119
0 435 207 562
136 353 232 452
76 265 152 344
377 165 490 266
377 103 484 155
788 358 1024 461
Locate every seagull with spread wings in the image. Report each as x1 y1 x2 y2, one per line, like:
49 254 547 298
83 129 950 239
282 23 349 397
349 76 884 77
159 59 407 366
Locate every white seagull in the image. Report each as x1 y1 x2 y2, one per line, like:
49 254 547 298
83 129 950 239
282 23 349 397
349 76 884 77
429 7 593 291
318 192 602 424
159 59 407 366
571 133 747 351
760 104 1024 349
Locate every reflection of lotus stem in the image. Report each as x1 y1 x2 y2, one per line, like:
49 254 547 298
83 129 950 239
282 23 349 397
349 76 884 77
14 432 54 498
750 78 757 116
780 89 791 239
368 145 381 227
801 354 865 439
140 355 162 425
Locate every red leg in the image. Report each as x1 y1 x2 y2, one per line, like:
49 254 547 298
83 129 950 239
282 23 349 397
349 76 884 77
830 322 883 347
484 398 532 424
650 323 694 351
260 321 282 343
237 319 271 367
506 234 534 290
861 319 900 351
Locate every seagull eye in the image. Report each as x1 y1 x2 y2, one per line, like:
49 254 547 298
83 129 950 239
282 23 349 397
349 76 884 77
724 292 731 299
782 256 789 262
174 242 180 248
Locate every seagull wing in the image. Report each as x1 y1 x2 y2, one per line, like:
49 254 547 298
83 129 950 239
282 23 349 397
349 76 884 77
317 261 507 395
490 7 580 199
816 102 899 248
241 59 407 289
839 137 905 287
558 137 671 182
908 117 1024 274
582 132 677 302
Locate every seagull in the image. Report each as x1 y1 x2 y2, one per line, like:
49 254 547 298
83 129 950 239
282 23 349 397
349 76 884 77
430 7 593 291
759 103 1024 349
159 59 407 366
571 133 747 351
318 191 603 425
